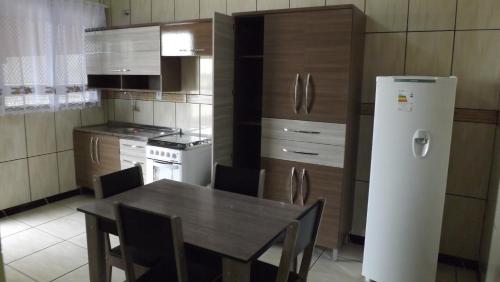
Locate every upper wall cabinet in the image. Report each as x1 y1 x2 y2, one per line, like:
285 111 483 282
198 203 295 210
161 21 213 56
111 0 131 26
85 26 161 75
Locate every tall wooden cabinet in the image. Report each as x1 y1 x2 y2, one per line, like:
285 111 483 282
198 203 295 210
233 5 365 252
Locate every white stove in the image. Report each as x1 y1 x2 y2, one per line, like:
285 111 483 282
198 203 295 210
145 133 212 186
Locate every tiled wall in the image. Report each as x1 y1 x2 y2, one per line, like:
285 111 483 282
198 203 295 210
0 105 108 210
92 0 500 262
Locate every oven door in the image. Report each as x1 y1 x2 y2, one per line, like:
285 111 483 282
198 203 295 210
146 158 182 184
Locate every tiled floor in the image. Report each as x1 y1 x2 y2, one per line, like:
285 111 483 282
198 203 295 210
0 195 479 282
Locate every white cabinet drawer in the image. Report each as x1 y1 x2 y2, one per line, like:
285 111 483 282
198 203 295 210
102 27 161 53
261 118 346 146
261 138 344 168
119 139 146 158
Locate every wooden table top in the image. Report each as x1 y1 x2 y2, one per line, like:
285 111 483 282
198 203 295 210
77 179 306 262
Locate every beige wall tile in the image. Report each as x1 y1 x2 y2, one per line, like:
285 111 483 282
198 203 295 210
104 99 115 121
175 0 200 21
200 56 213 95
0 115 27 162
365 0 408 32
133 100 154 125
81 106 106 126
228 0 256 14
257 0 289 10
405 31 453 76
292 0 325 8
452 31 500 110
154 101 176 127
0 159 30 210
152 0 174 22
25 112 57 157
325 0 363 11
457 0 500 30
200 0 227 18
131 0 152 24
55 110 81 152
111 0 131 26
408 0 456 31
362 33 406 103
447 122 495 199
176 103 200 133
440 195 485 260
356 115 373 181
57 151 77 193
28 153 60 201
200 104 213 136
351 181 369 236
114 99 134 123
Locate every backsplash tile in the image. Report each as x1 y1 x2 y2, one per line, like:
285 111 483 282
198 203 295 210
154 101 176 128
25 112 57 157
0 114 27 163
176 103 200 133
133 100 154 125
114 99 134 123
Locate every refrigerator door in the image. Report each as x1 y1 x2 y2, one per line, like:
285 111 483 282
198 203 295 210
362 76 457 282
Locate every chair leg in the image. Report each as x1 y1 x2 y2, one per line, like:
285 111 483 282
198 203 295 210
292 257 298 273
106 263 112 282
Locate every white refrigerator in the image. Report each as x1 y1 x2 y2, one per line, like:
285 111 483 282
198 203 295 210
362 76 457 282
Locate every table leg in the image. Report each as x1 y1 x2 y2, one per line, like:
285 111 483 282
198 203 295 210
222 257 251 282
85 214 107 282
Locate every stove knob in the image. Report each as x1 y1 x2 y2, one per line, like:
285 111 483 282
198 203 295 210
149 150 154 154
166 152 171 158
161 151 165 157
172 153 177 159
155 150 159 155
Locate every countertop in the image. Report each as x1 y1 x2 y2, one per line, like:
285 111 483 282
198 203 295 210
74 122 177 141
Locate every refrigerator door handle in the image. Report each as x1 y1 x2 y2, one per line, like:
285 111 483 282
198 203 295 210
412 130 431 158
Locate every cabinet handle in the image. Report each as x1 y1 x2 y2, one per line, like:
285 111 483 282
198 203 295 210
192 48 206 52
123 159 144 165
300 168 309 205
122 9 130 16
110 69 130 72
283 128 320 134
95 137 100 164
123 144 145 149
282 148 319 156
89 137 95 163
289 167 297 204
305 73 311 114
293 74 300 114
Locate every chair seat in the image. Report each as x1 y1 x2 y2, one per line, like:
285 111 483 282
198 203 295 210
136 259 221 282
250 261 301 282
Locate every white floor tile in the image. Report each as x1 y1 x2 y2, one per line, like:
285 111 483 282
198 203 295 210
0 218 30 238
36 212 86 240
68 233 88 249
55 195 95 211
3 265 36 282
53 264 126 282
9 241 88 282
11 204 75 227
1 228 62 263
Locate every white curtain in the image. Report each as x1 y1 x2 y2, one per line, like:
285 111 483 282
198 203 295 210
0 0 105 115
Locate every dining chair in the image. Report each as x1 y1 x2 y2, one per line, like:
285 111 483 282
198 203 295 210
94 165 144 282
252 198 326 282
211 163 266 197
113 202 221 282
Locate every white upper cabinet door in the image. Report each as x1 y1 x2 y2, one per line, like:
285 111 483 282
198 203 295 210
175 0 200 21
152 0 174 22
111 0 131 26
131 0 152 24
87 26 161 75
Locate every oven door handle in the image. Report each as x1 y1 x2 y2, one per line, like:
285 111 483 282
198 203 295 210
151 159 180 165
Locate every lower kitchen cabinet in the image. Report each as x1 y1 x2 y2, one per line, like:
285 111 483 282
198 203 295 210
261 157 344 248
74 131 120 189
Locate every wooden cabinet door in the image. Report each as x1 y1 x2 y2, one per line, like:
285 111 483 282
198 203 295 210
74 131 94 189
161 22 213 56
299 162 343 248
95 134 121 175
262 12 305 119
261 158 301 205
301 9 353 123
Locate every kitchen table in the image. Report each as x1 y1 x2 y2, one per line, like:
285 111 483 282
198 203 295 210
77 179 306 282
